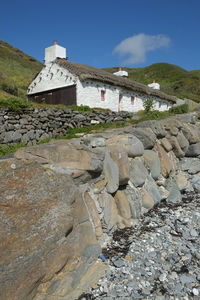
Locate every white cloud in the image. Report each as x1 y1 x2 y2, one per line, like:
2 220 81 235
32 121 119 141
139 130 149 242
113 33 171 65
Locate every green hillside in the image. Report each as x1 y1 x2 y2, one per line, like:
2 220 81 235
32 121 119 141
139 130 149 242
0 40 42 99
105 63 200 103
0 40 200 103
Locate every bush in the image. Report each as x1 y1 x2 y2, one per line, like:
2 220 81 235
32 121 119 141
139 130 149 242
143 98 155 112
169 104 189 114
0 97 29 112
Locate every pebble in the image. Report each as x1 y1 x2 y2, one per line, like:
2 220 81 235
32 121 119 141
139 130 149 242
85 191 200 299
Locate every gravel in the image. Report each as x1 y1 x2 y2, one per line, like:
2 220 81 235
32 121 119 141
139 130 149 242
79 191 200 300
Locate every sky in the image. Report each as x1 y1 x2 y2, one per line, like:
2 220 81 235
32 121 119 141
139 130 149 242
0 0 200 70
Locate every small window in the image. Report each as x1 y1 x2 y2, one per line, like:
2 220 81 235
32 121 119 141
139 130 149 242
159 101 162 108
131 96 135 105
101 90 106 101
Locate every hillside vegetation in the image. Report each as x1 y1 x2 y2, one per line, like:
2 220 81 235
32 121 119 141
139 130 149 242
105 63 200 103
0 40 42 99
0 40 200 103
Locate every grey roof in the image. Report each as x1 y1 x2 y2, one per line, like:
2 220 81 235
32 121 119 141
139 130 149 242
56 58 177 103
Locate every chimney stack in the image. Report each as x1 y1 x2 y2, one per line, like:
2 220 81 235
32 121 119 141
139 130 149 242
44 41 66 64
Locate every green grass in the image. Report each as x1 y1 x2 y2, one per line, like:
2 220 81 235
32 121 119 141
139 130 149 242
105 63 200 103
0 97 29 112
0 142 26 157
0 40 42 99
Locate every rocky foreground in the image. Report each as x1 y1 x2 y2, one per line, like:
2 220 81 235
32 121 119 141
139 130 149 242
1 112 200 300
81 191 200 300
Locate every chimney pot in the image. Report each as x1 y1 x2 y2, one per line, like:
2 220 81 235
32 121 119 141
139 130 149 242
119 67 122 71
53 41 58 45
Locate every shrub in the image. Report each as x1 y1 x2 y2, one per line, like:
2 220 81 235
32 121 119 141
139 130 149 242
143 98 155 112
0 97 29 112
169 103 189 114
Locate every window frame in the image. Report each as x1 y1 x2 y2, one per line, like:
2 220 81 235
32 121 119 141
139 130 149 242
131 96 135 105
101 90 106 101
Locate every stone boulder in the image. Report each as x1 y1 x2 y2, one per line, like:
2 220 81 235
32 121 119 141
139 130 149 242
15 140 104 173
131 127 156 149
109 146 130 185
139 187 155 210
160 137 172 152
168 135 185 158
106 134 144 157
114 190 132 222
176 131 189 154
136 120 166 138
186 142 200 157
103 150 119 193
174 172 190 191
166 178 182 203
124 183 143 218
98 193 120 230
180 157 200 174
129 157 148 187
155 143 172 178
143 150 161 180
144 175 161 205
182 123 200 144
0 159 102 300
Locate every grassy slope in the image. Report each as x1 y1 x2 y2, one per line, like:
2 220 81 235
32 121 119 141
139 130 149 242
0 40 199 103
0 40 43 98
105 63 200 103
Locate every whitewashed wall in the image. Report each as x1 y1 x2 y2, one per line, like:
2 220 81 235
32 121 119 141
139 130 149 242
77 80 172 112
28 63 173 112
27 63 77 95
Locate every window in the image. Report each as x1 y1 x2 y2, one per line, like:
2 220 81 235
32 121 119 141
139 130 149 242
118 93 123 112
101 90 106 101
159 101 162 108
131 96 135 105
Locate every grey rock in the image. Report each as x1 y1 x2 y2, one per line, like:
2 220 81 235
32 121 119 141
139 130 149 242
4 131 22 143
112 258 125 268
131 127 156 149
143 150 161 180
180 157 200 174
130 157 148 187
166 178 182 203
136 120 166 138
103 150 119 194
144 175 161 205
186 142 200 157
191 175 200 191
124 184 142 219
176 131 189 153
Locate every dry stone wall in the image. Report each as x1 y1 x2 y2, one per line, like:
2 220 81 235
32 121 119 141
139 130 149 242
0 108 132 145
0 112 200 300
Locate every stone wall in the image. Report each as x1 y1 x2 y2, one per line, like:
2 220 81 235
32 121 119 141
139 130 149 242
0 107 132 145
0 112 200 300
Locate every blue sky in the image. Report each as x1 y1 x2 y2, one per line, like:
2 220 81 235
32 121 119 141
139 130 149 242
1 0 200 70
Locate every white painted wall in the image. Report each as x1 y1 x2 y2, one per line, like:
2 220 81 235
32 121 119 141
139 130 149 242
77 80 172 112
27 63 77 95
28 63 173 112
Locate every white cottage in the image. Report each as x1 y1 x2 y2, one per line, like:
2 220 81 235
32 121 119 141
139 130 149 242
27 42 177 112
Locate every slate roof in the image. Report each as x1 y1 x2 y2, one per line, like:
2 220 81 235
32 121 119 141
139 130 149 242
56 58 177 103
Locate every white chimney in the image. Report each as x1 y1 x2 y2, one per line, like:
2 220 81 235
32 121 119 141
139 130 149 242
113 67 128 77
44 41 66 64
